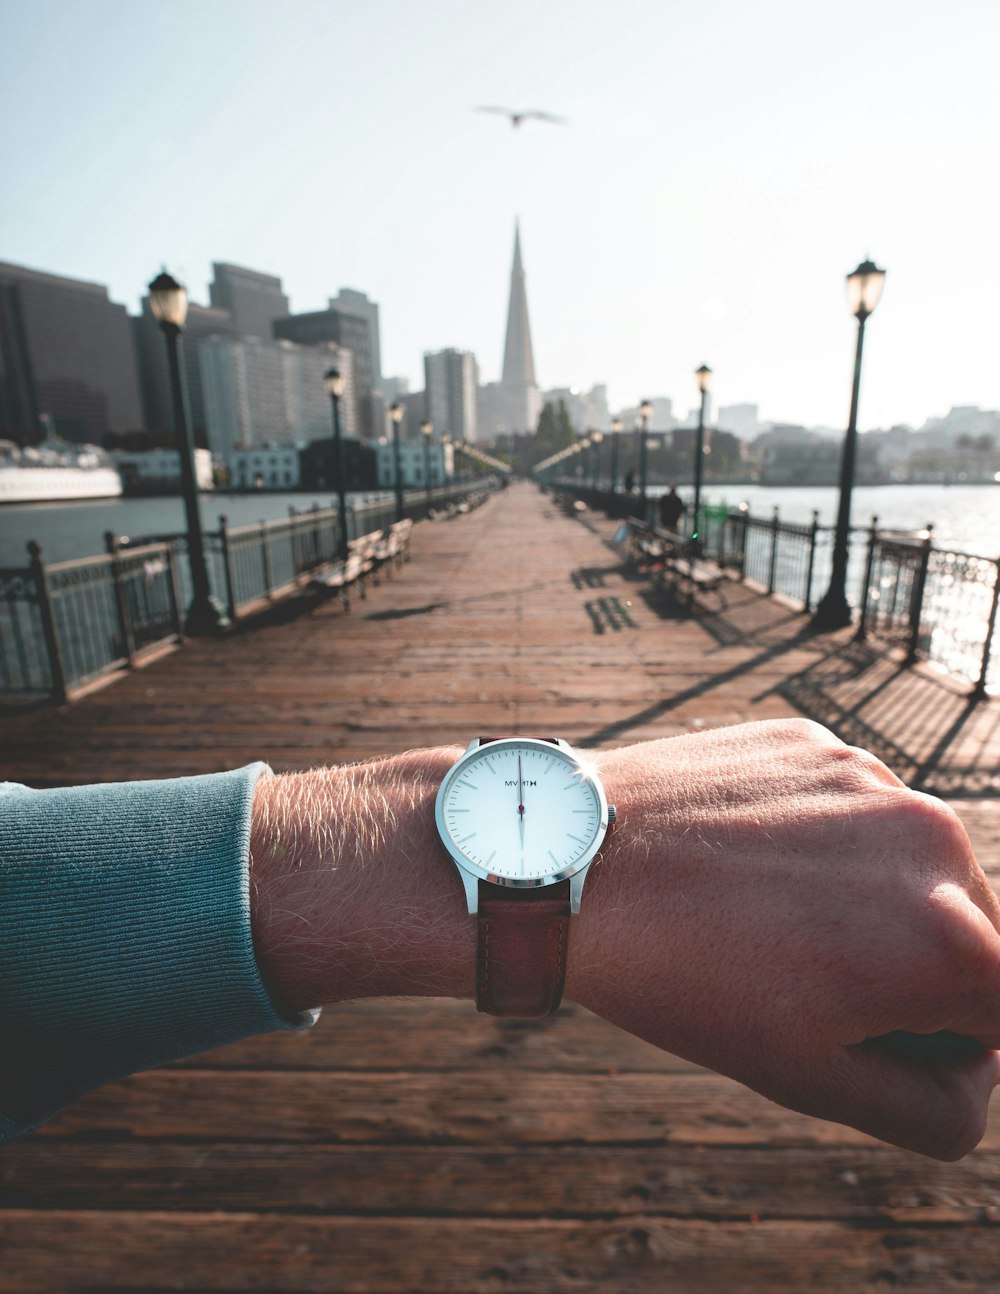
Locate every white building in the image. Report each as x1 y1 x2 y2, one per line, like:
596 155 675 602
113 447 214 492
375 440 453 488
227 445 301 490
718 403 759 438
425 348 479 442
199 335 356 459
543 385 611 433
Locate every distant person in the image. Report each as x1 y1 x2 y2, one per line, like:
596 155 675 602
624 467 636 493
659 485 686 533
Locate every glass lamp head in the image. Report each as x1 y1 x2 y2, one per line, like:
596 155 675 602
324 368 346 399
148 269 188 328
695 364 713 393
639 400 653 421
420 420 433 438
846 259 886 318
390 402 404 426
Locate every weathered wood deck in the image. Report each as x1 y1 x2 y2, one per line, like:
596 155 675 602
2 480 999 1292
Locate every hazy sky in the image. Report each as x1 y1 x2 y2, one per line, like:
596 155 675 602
2 0 998 429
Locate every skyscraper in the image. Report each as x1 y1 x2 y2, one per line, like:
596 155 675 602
479 223 542 436
209 263 290 340
424 348 479 442
0 261 143 443
273 306 375 437
329 288 382 390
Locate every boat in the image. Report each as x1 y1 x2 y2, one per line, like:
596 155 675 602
0 438 123 504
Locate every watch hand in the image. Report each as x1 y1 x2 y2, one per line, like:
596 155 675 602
518 754 526 856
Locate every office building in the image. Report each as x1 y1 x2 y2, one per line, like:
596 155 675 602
494 222 541 435
273 306 375 437
209 263 290 340
0 260 143 443
718 403 759 439
133 297 237 444
199 335 355 461
329 288 382 390
425 348 478 442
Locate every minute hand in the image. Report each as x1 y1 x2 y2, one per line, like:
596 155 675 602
518 755 525 854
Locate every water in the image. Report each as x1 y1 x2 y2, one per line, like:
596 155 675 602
688 484 1000 558
0 490 384 567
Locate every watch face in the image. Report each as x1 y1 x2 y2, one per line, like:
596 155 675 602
435 738 609 887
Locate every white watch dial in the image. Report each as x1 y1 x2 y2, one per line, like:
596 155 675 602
437 740 606 882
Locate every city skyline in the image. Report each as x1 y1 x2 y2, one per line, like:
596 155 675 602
2 1 999 431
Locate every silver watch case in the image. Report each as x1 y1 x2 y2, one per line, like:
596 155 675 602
435 736 613 915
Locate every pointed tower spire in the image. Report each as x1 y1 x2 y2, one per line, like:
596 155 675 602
501 220 537 386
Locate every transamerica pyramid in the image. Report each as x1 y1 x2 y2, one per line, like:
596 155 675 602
501 221 536 386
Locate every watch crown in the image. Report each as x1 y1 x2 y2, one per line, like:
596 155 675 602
607 805 617 826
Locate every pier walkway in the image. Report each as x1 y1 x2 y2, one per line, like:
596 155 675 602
2 480 1000 1291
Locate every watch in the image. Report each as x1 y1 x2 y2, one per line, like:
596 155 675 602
435 736 616 1017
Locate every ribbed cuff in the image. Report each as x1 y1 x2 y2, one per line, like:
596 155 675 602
0 764 317 1143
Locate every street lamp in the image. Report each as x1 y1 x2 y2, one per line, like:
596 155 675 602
147 269 228 634
692 364 712 551
389 402 405 520
812 257 886 630
609 417 623 493
590 431 603 490
638 399 653 519
420 419 434 518
324 368 348 558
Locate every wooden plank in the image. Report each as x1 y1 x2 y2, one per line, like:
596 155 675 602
171 1001 706 1074
36 1069 1000 1150
4 1142 1000 1222
2 1211 1000 1292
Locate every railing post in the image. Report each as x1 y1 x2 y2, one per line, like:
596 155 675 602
767 507 780 595
219 516 237 621
855 515 879 642
104 530 136 667
27 541 67 704
972 557 1000 700
804 510 820 612
288 505 300 574
906 524 934 665
260 521 274 599
165 542 186 642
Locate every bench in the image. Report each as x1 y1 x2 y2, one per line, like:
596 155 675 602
372 518 413 577
626 520 726 608
308 529 381 609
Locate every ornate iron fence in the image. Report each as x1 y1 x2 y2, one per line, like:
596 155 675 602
549 480 1000 697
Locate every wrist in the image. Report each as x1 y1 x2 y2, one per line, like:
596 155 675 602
249 749 475 1012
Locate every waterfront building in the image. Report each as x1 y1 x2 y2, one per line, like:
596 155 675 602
199 335 355 459
273 306 375 437
209 263 290 340
425 348 478 442
375 440 453 488
0 260 143 444
113 446 214 494
299 435 378 492
543 385 612 433
227 445 301 491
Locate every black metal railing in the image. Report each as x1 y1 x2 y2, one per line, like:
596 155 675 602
548 480 1000 697
0 478 499 702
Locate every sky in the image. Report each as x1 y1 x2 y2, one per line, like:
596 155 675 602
1 0 999 430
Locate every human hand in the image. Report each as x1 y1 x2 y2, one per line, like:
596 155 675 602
569 720 1000 1160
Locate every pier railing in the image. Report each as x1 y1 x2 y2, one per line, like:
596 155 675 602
0 479 497 702
550 481 1000 697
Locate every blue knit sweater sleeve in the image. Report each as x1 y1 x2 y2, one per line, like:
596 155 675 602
0 765 317 1144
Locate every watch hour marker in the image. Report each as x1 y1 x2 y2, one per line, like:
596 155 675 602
548 850 559 866
457 780 478 790
485 851 496 866
567 833 587 846
458 832 477 844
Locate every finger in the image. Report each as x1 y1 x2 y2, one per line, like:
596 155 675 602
807 1041 1000 1161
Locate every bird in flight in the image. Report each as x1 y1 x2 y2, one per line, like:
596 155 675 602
475 106 568 129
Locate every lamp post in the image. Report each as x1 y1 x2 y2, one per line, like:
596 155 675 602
692 364 712 551
420 419 434 518
147 269 228 634
389 403 405 520
590 431 603 490
609 417 623 493
812 258 886 631
638 399 652 519
324 368 348 558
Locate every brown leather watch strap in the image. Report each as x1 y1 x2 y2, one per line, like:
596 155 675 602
476 879 571 1017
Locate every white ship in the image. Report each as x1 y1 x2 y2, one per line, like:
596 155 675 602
0 438 123 504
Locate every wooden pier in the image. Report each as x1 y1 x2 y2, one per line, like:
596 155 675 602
2 481 999 1291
